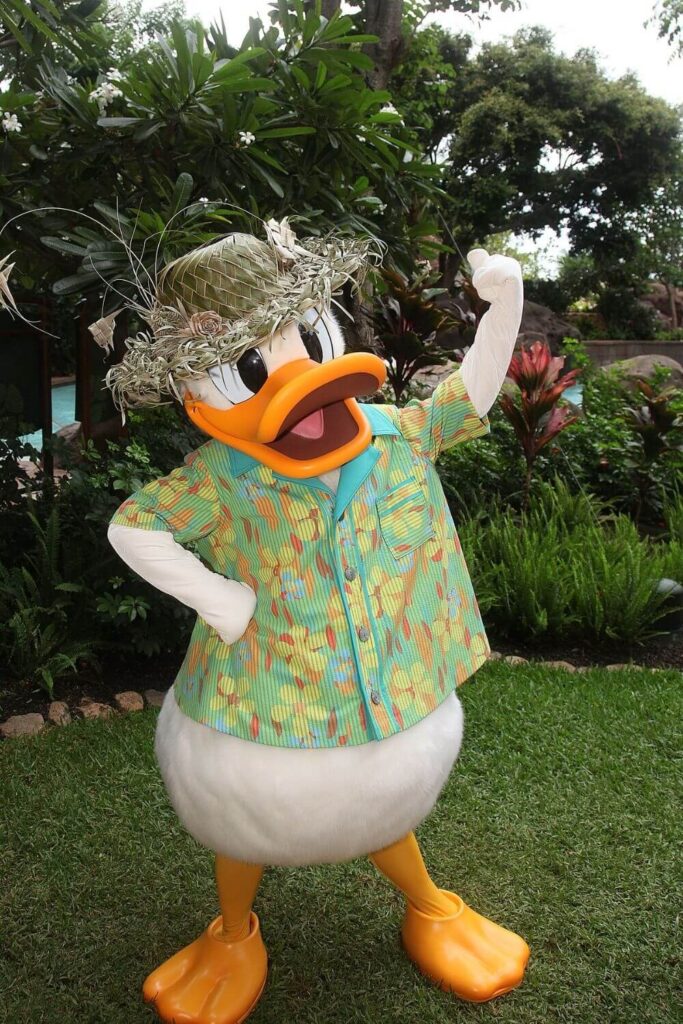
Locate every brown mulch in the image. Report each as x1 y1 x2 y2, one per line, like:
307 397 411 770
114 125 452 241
0 653 182 722
491 629 683 670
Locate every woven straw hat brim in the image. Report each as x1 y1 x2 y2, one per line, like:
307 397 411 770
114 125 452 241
106 231 381 410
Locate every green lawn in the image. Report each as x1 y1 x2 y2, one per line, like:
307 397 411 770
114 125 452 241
1 663 681 1024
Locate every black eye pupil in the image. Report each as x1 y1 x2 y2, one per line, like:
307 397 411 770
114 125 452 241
236 349 268 394
299 325 323 363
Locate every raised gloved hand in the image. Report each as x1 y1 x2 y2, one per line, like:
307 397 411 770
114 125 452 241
458 249 524 419
467 248 523 308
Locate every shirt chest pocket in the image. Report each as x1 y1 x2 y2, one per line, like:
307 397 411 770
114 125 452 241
376 478 435 559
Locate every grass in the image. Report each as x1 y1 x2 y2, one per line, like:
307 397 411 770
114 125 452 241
1 662 681 1024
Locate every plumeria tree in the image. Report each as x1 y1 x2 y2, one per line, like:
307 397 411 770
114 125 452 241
0 1 440 309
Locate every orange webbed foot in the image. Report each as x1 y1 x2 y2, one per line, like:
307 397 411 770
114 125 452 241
143 914 267 1024
402 891 530 1002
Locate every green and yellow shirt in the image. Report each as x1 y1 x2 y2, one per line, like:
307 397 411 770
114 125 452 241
111 369 491 749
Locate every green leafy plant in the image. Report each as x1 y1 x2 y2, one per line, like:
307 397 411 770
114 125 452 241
622 374 683 522
0 509 98 694
460 480 678 646
372 264 466 402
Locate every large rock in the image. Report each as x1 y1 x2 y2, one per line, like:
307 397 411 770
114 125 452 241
0 713 45 738
48 701 71 726
79 698 114 720
606 354 683 388
641 282 683 328
144 688 167 709
519 299 580 353
115 690 144 713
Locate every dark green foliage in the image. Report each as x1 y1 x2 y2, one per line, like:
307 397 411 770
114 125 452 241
596 286 659 341
440 347 683 526
0 2 442 304
459 481 680 645
371 265 465 402
0 509 99 695
392 24 681 251
0 406 203 691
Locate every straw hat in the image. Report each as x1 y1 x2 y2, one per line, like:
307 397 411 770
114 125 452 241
102 218 382 410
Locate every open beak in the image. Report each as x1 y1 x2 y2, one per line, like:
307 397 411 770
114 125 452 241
184 352 387 478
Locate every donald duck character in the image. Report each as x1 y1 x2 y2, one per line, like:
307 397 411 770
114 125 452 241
103 219 528 1024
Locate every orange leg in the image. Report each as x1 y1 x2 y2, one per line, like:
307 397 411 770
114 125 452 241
143 856 268 1024
371 833 530 1003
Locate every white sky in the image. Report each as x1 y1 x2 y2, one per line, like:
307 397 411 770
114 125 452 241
175 0 682 105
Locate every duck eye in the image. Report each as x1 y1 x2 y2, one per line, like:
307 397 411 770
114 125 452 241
299 325 323 363
299 308 336 363
208 350 267 406
236 349 268 394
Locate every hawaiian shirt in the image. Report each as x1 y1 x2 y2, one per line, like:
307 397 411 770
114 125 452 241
111 369 491 749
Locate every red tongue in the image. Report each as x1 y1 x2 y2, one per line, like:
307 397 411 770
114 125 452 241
288 408 325 440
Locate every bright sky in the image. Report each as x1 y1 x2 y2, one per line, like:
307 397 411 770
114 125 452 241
175 0 682 105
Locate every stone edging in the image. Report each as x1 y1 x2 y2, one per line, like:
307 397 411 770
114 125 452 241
0 657 672 739
0 689 166 739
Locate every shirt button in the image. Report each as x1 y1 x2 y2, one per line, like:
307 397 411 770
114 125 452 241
357 626 370 642
371 690 381 705
344 566 358 581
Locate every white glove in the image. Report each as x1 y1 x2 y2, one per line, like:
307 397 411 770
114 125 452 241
107 524 256 645
459 248 524 418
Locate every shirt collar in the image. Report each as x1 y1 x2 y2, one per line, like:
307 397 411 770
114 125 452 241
226 403 399 478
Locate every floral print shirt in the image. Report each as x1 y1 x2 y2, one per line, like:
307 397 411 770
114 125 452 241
111 369 491 748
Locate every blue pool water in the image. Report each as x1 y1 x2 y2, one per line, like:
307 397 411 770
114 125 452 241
21 382 77 449
563 382 583 406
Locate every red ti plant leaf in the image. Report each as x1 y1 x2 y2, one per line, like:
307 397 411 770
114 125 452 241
501 340 581 504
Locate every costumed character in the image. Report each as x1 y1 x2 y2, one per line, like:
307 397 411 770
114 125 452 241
0 218 528 1024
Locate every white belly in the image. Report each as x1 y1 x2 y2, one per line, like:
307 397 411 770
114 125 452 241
155 689 464 866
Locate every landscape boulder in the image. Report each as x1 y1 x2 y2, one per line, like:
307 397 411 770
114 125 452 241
115 690 144 713
47 701 71 726
0 713 45 738
605 354 683 388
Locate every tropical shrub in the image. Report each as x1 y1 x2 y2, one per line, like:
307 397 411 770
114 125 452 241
0 2 442 313
622 374 683 522
0 509 98 694
371 265 466 402
459 481 679 646
499 340 579 505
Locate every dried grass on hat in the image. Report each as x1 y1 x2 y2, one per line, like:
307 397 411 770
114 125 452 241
105 218 383 410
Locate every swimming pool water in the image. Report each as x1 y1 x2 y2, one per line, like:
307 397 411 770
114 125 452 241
20 382 77 449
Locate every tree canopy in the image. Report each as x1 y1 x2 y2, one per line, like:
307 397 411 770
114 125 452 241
391 24 682 258
0 1 440 303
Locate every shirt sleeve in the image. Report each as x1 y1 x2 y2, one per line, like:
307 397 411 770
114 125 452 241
110 449 220 545
396 368 491 461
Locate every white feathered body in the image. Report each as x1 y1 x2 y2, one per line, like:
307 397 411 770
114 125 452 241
156 689 463 866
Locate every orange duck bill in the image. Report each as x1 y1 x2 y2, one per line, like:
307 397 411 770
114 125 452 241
185 352 387 479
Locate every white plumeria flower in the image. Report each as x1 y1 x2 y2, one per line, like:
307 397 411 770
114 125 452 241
89 80 124 115
2 112 22 134
238 130 256 147
381 103 399 115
